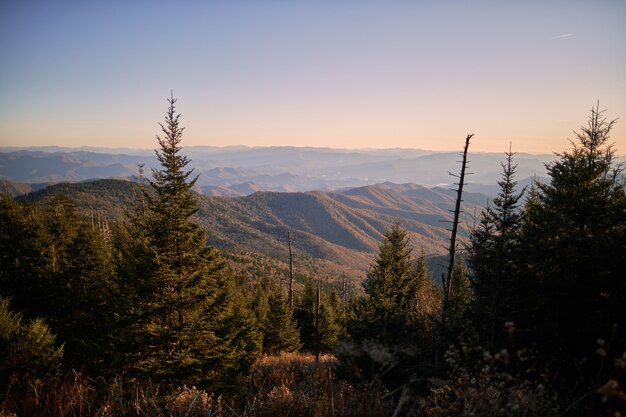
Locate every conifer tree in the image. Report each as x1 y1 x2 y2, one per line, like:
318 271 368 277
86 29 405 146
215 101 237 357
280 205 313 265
45 197 118 373
263 289 301 355
467 148 525 347
295 281 341 353
0 297 64 393
447 262 472 324
1 194 118 374
409 252 440 345
352 223 419 345
519 105 626 374
0 192 48 317
124 95 259 384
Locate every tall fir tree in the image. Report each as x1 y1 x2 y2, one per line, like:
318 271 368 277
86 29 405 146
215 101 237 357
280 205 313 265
467 148 525 348
519 105 626 376
1 193 119 374
0 192 48 318
351 223 420 345
294 281 341 354
263 289 301 355
123 95 259 385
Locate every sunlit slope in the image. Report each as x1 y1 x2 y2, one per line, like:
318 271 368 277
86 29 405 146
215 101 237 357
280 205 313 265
22 179 487 273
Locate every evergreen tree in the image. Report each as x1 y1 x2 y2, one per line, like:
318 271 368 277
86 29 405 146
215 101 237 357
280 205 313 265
0 192 48 318
447 262 472 324
467 149 525 347
123 95 259 385
1 193 119 374
294 281 341 353
263 289 301 355
351 223 420 345
519 105 626 374
409 252 440 346
0 297 64 393
46 197 118 373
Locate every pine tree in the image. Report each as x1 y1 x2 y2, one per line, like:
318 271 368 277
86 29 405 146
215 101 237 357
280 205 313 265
467 148 525 347
0 192 48 317
519 105 626 374
409 252 440 345
263 289 301 355
294 281 341 353
47 197 118 373
1 194 118 374
352 223 420 345
448 262 472 324
124 95 259 384
0 297 64 393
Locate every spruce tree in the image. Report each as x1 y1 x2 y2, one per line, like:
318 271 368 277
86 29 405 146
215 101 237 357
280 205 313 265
263 289 301 355
352 223 419 345
467 148 525 347
1 194 118 374
519 105 626 376
409 252 440 346
294 281 341 353
125 95 259 385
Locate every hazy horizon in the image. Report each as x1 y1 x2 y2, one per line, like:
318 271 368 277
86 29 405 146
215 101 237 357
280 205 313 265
0 143 578 157
1 1 625 154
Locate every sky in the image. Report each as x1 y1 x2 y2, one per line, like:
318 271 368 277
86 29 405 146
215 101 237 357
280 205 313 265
0 1 625 154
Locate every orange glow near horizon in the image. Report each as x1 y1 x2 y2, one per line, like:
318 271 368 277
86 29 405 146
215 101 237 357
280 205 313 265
0 2 624 155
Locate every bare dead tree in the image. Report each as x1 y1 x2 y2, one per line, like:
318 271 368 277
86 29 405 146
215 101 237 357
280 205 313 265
315 286 320 363
440 133 473 323
288 231 294 311
435 134 473 367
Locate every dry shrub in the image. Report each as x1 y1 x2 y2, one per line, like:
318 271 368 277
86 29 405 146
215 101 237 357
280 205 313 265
595 346 626 417
2 371 97 417
241 352 392 417
1 371 222 417
421 336 559 417
168 385 222 417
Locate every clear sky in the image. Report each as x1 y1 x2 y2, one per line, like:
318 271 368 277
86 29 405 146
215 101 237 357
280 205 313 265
1 1 625 153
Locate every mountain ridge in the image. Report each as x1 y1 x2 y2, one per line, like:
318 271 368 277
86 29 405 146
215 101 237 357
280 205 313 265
19 179 487 279
1 146 594 196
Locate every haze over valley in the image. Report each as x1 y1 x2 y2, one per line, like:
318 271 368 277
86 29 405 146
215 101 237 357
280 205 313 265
1 145 565 197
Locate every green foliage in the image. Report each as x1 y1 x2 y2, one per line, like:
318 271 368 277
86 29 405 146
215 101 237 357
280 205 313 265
518 106 626 375
467 149 525 348
120 96 260 385
447 262 472 324
294 281 341 354
0 297 63 391
0 191 49 317
263 290 301 355
351 223 422 345
0 192 119 374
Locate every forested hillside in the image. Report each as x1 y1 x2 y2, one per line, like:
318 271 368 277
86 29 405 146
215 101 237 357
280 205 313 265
1 101 625 416
19 178 487 277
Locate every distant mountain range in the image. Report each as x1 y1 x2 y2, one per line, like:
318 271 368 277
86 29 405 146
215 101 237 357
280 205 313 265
0 146 581 197
5 145 624 286
18 179 489 280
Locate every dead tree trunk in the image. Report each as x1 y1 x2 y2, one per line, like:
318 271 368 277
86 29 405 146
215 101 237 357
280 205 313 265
435 134 473 368
287 231 294 312
440 133 473 323
315 286 320 363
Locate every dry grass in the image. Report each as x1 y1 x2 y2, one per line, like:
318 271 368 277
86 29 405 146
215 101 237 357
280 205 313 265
238 352 392 417
1 371 222 417
1 353 392 417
